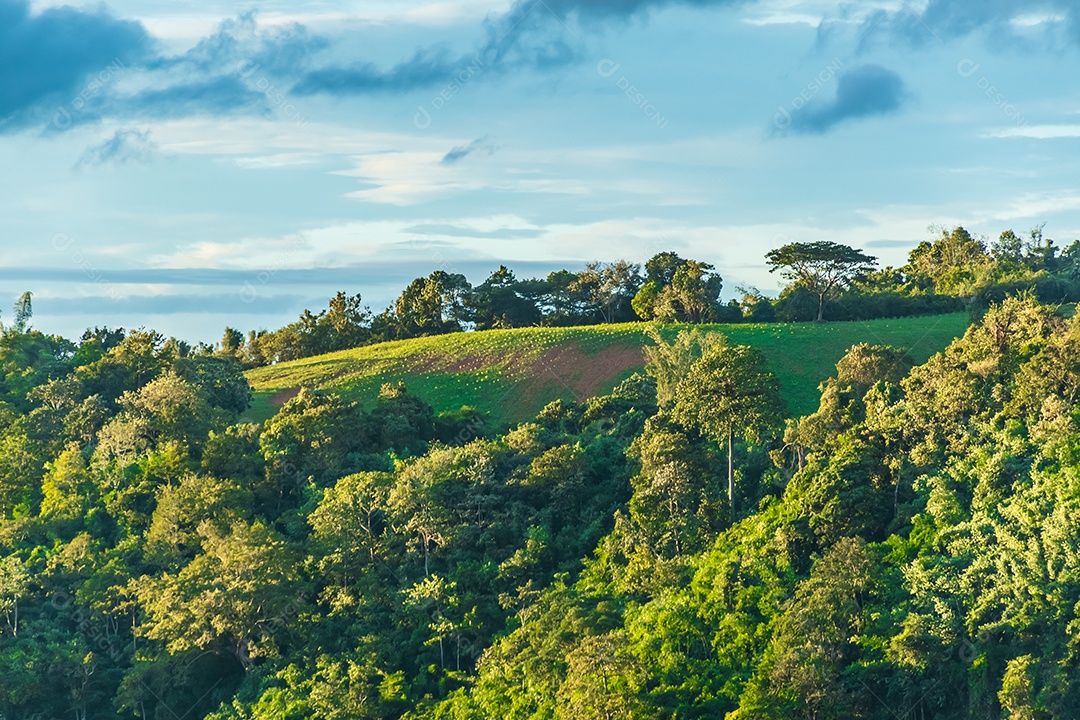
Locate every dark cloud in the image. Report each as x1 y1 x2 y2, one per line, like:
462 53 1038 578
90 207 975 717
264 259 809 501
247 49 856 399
504 0 742 24
441 137 497 165
76 128 157 167
118 76 268 119
849 0 1080 46
155 11 329 76
119 14 325 121
295 48 463 95
6 0 1071 130
784 65 907 134
295 0 745 97
0 6 325 132
0 0 150 129
0 266 368 286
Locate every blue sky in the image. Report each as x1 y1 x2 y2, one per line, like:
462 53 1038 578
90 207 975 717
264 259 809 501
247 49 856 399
3 0 1079 343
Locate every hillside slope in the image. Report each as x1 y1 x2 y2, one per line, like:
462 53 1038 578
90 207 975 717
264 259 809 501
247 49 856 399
245 314 970 425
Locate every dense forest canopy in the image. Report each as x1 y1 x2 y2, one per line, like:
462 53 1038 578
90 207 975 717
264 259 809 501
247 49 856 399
2 230 1080 719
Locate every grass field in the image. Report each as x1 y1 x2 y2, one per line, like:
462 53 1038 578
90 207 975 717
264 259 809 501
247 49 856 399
244 313 970 427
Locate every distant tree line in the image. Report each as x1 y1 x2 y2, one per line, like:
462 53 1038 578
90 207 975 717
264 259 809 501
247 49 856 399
221 224 1080 365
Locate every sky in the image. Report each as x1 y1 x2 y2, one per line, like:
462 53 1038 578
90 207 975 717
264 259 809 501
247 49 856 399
2 0 1079 344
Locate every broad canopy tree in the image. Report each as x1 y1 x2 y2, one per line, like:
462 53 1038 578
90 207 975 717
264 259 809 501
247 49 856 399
671 344 784 513
766 241 877 321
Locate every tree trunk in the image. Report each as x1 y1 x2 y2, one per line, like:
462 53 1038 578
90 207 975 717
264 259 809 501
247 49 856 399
894 464 901 514
817 292 825 321
728 422 734 515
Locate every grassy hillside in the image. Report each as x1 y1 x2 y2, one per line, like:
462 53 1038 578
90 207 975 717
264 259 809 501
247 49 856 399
244 313 970 426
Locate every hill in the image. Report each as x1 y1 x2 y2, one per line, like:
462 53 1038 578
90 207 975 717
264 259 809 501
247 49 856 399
244 313 970 425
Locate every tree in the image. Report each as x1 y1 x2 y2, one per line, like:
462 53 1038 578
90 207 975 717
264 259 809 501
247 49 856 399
219 327 244 357
571 261 642 323
0 555 29 636
992 230 1024 264
765 241 877 321
251 292 372 363
904 226 989 295
39 442 94 527
645 252 686 287
11 292 32 334
633 257 722 323
117 371 212 448
137 520 303 669
144 473 250 568
467 266 542 330
669 260 722 322
309 471 392 584
394 272 471 337
539 269 590 324
323 291 373 348
259 389 365 507
388 450 458 577
627 416 721 558
631 281 662 321
671 345 784 513
643 327 725 409
557 631 643 720
175 355 252 415
758 537 874 719
738 286 776 323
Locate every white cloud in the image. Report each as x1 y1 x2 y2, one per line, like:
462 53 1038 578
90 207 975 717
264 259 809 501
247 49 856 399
989 124 1080 139
1009 13 1066 28
232 153 324 169
978 191 1080 222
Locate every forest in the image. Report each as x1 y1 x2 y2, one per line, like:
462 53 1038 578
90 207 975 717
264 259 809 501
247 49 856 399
1 232 1080 719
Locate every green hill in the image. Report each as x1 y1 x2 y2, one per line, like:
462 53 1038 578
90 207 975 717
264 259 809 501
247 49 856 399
244 313 970 425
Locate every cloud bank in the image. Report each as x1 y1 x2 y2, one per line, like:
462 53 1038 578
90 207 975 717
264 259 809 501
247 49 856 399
2 0 1067 136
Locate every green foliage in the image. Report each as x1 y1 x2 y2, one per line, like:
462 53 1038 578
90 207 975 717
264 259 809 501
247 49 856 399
137 520 304 667
631 279 661 320
766 240 878 321
671 343 784 513
14 292 1080 720
255 291 372 363
672 344 785 447
642 326 725 408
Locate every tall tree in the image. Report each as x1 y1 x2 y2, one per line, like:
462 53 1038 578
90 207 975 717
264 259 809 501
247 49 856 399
645 251 686 287
137 520 303 669
671 344 784 513
670 260 722 322
903 226 988 294
467 266 542 330
395 272 471 337
643 327 725 409
765 241 877 321
11 291 32 334
571 261 642 323
0 555 29 636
